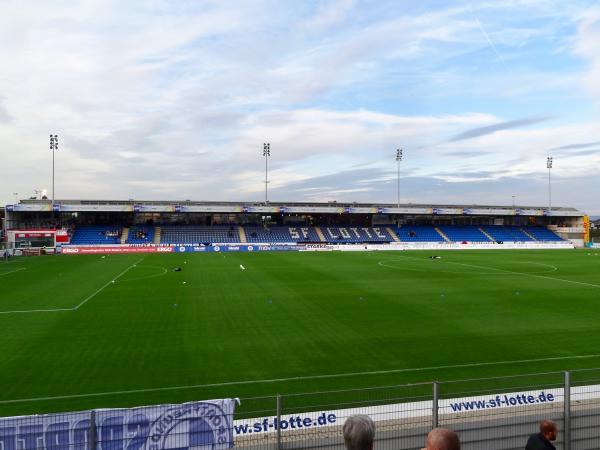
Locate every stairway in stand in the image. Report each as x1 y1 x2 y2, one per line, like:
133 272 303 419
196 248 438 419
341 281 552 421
478 227 495 242
387 227 401 242
434 227 450 242
314 227 326 242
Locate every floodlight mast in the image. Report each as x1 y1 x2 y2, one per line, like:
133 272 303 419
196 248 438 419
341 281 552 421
50 134 59 209
547 156 553 213
396 148 403 208
263 143 270 204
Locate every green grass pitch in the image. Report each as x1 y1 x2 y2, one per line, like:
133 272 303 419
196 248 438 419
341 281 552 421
1 249 600 417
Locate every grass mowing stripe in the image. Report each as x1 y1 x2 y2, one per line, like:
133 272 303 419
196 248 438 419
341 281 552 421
3 353 599 405
72 258 145 310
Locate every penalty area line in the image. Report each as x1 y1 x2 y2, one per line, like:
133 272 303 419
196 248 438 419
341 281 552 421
448 260 600 289
0 307 72 315
0 259 144 315
71 258 145 310
0 267 26 276
379 254 600 288
3 353 600 404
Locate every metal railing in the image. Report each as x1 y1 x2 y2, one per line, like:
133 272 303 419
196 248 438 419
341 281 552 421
234 368 600 450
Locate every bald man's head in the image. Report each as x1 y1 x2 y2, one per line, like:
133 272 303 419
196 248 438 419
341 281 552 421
423 428 460 450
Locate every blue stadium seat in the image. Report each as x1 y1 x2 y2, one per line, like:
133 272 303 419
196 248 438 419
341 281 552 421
160 226 240 244
321 226 393 243
524 226 564 241
438 225 491 242
70 226 122 245
126 225 154 244
243 226 320 243
396 226 445 242
483 226 534 242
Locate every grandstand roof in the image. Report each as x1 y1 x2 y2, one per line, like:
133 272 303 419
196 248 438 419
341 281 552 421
6 199 583 217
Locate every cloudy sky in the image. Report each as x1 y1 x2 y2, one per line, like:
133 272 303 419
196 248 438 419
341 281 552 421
1 0 600 213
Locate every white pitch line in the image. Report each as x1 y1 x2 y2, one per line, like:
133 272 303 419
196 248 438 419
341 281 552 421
0 307 72 315
0 267 26 276
2 353 600 405
448 260 600 289
380 254 600 289
71 258 144 310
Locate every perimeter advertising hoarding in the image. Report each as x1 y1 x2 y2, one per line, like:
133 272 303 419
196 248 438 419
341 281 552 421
0 399 236 450
171 245 303 253
61 245 304 254
62 246 175 254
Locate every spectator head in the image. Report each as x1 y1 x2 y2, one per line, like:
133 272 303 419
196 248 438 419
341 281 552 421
540 420 557 441
423 428 460 450
343 415 375 450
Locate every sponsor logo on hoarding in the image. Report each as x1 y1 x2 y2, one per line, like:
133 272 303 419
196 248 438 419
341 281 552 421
0 400 236 450
233 384 600 437
248 246 254 251
214 246 221 252
62 246 174 254
145 402 232 449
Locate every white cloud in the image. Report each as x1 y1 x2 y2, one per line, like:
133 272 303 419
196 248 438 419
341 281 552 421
0 0 599 214
574 9 600 98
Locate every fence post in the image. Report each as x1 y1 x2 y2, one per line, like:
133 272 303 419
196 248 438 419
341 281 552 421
564 371 571 450
90 410 97 450
276 394 282 450
432 381 439 429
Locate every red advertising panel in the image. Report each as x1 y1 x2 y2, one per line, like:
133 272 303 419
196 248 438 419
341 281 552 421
62 246 173 254
56 229 70 243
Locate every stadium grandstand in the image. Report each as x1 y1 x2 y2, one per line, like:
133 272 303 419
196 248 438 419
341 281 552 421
2 198 589 252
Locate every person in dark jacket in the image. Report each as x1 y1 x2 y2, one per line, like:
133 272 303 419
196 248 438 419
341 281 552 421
525 420 557 450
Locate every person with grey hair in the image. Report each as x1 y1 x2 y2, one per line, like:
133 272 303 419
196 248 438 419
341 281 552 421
343 415 375 450
422 428 460 450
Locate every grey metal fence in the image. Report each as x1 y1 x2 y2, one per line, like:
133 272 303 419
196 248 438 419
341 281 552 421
2 369 600 450
233 368 600 450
